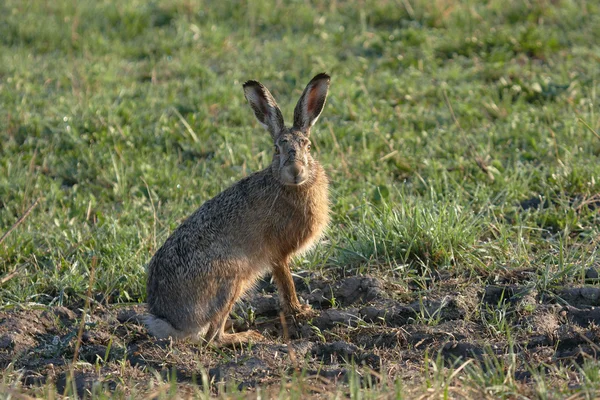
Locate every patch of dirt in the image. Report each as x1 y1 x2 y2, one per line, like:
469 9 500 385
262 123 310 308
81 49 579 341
2 275 600 396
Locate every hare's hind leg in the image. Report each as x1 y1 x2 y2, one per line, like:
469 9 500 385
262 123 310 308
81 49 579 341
203 279 264 346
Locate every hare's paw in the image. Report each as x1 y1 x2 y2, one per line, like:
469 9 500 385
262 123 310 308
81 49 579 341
246 330 266 342
291 303 318 319
217 330 265 346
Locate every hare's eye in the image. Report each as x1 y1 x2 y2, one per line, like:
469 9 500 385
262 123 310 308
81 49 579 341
307 143 311 151
274 145 280 155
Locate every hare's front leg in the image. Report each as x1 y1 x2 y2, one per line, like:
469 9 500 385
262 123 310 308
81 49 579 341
272 260 313 317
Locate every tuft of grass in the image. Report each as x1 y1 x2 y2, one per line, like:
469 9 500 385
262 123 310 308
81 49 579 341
336 194 485 273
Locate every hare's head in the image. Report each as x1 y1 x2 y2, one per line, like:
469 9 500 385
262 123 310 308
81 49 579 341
243 73 330 187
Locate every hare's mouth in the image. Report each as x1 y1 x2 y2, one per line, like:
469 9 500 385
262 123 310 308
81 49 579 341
282 175 309 186
289 177 308 186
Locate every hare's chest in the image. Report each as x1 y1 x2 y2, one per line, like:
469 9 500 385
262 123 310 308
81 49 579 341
278 199 329 255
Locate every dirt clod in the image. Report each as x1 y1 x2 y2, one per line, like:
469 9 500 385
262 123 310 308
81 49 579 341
562 306 600 327
559 287 600 307
441 341 484 361
310 341 380 369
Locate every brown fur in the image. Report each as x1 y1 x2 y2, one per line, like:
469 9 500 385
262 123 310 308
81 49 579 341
145 74 331 346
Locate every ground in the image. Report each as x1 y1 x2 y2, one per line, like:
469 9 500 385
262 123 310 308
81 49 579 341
4 269 600 398
1 0 600 398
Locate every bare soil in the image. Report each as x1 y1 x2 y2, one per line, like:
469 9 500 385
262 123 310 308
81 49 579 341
2 272 600 397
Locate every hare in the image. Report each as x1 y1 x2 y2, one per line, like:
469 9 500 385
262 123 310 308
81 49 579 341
145 73 331 346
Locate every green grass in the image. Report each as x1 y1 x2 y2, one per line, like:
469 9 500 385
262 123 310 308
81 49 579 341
1 0 600 397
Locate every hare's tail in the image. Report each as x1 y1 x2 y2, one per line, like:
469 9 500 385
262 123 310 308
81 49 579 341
144 314 189 340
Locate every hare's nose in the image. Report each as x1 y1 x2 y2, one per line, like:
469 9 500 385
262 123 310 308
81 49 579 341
290 163 304 178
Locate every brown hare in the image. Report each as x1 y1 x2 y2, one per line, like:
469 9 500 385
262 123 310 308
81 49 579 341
145 73 331 346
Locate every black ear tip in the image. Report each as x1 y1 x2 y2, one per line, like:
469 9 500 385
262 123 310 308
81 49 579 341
243 80 262 89
311 73 330 83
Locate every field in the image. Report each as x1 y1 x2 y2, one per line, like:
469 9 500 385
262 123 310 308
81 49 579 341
1 0 600 398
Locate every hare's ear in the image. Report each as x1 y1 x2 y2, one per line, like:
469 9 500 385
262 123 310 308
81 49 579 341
293 73 330 133
243 80 285 138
